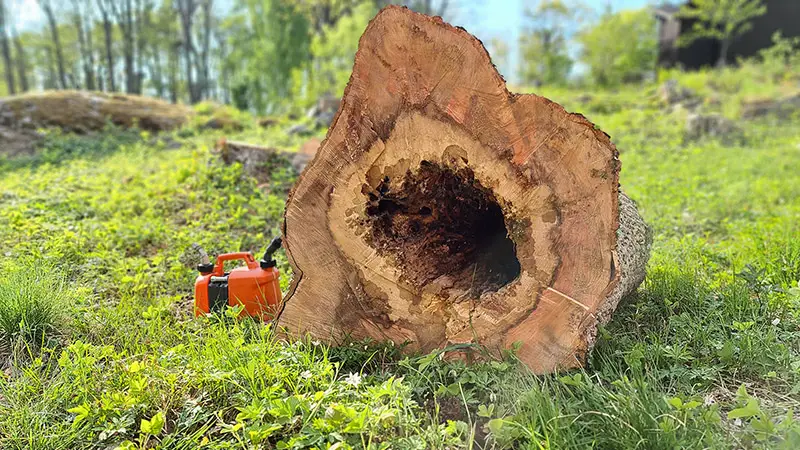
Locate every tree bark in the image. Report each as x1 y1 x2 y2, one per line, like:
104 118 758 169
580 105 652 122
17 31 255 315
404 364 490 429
39 0 68 89
11 28 27 92
42 46 58 89
148 44 165 98
0 0 15 94
717 37 730 68
112 0 137 94
134 0 145 94
97 0 116 92
71 0 95 90
197 0 212 100
278 6 650 374
85 0 96 90
168 42 180 104
176 0 199 103
216 29 230 104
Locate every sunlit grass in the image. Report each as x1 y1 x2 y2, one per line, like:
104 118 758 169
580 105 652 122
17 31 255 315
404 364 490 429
1 70 799 448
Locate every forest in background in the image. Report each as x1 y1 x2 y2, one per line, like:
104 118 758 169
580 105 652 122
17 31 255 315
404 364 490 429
0 0 663 114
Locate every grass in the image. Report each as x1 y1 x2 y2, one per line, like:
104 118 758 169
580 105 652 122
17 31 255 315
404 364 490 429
0 263 75 353
0 65 799 448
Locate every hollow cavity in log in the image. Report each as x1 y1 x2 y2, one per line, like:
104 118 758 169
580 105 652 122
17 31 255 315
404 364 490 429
363 160 520 296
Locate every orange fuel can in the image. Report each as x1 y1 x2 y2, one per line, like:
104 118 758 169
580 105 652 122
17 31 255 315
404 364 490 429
194 238 283 320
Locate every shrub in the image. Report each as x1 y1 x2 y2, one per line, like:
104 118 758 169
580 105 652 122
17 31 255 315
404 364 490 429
0 262 75 349
577 8 658 87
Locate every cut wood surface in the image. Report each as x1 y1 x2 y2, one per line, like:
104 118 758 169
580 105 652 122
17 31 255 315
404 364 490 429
278 6 650 373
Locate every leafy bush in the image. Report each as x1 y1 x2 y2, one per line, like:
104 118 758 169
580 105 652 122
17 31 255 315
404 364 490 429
757 31 800 82
291 2 374 109
517 0 577 86
577 8 657 86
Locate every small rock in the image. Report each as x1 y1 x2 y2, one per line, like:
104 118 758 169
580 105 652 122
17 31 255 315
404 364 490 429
685 113 742 142
658 79 701 111
258 117 279 128
305 94 340 128
286 123 313 137
0 125 43 157
202 116 243 131
741 93 800 119
216 139 295 183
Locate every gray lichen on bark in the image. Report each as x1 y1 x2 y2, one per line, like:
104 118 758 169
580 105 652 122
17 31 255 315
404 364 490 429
588 190 651 350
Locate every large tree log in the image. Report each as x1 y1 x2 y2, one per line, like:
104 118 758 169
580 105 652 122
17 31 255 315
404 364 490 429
0 90 191 133
278 6 650 373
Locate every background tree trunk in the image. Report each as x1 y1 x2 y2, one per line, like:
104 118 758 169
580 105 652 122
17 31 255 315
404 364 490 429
717 37 730 68
98 0 116 92
168 42 179 103
39 0 68 89
85 0 96 91
11 28 27 92
176 0 199 103
112 0 137 94
278 6 650 374
43 46 57 89
0 0 15 94
197 0 212 100
71 0 95 90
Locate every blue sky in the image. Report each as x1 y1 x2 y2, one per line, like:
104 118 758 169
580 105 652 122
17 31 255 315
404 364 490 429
12 0 653 33
11 0 654 81
448 0 654 79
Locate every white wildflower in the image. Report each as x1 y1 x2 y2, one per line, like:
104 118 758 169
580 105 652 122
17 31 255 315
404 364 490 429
344 372 362 387
301 370 313 379
312 340 321 347
734 418 743 427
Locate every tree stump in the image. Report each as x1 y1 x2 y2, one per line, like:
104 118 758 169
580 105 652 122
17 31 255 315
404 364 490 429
278 6 650 373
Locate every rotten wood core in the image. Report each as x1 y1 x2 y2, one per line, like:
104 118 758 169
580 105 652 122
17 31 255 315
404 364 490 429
363 160 521 296
278 6 649 373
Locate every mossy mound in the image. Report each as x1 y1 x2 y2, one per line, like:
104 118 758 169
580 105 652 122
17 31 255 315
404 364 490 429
0 90 192 134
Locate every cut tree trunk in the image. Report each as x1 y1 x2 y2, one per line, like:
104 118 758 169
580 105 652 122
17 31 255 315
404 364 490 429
278 6 650 373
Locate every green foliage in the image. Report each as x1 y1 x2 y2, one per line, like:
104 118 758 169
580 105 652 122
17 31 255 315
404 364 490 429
225 0 313 113
757 31 800 82
517 0 576 86
578 8 657 86
677 0 767 67
291 2 374 109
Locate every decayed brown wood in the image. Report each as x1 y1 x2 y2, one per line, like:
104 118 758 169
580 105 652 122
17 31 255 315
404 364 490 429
278 6 650 373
